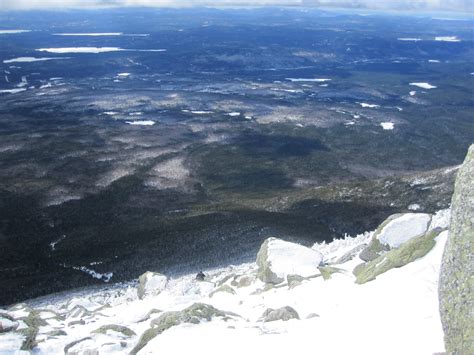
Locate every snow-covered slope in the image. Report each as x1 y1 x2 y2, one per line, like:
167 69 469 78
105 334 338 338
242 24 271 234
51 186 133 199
0 210 450 355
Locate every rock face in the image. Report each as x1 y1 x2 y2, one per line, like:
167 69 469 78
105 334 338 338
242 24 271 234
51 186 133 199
360 213 432 262
439 145 474 354
256 237 323 284
137 272 167 300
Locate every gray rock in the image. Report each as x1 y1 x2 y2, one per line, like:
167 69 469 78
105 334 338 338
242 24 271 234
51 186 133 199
260 306 300 322
287 274 306 289
209 284 236 297
137 271 167 300
131 303 238 354
439 145 474 354
256 237 322 284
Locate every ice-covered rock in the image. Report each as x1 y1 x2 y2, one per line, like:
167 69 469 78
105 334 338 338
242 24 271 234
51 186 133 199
256 237 323 284
137 271 168 299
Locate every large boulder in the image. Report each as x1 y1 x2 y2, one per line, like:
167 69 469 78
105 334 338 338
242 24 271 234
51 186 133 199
439 145 474 354
360 213 432 262
354 228 443 284
256 238 323 284
137 271 168 299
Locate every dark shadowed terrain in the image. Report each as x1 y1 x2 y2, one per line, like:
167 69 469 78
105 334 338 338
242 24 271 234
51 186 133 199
0 8 473 305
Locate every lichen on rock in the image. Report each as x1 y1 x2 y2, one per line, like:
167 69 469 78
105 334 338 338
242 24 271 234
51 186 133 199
439 144 474 354
354 228 443 284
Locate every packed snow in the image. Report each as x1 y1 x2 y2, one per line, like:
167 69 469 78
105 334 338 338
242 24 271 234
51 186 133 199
380 122 395 130
358 102 379 108
0 88 27 94
0 30 31 34
435 36 460 42
286 78 331 82
125 120 156 126
71 266 113 282
409 82 437 89
53 32 124 36
36 48 167 54
398 37 422 41
3 57 70 63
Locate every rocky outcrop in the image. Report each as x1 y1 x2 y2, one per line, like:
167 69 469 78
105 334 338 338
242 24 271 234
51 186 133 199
137 271 167 300
256 237 323 284
354 228 443 284
260 306 299 322
439 145 474 354
359 213 432 262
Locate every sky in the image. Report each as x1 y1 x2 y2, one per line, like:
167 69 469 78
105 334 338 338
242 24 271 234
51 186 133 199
0 0 472 12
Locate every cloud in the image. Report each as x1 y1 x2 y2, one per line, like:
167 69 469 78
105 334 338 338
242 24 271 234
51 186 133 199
0 0 472 11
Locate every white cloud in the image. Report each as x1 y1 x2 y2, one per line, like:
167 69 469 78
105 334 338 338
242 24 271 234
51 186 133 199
0 0 471 11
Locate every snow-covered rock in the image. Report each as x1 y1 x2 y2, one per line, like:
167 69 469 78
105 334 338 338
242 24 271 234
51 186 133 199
377 213 432 248
256 238 323 284
137 272 168 299
0 315 18 333
359 213 432 262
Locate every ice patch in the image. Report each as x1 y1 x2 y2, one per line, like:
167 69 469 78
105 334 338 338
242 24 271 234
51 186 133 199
410 82 437 89
409 91 416 96
125 120 155 126
380 122 394 130
428 59 440 63
227 112 240 117
117 72 131 77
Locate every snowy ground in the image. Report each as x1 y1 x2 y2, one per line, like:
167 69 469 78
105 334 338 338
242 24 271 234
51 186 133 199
0 211 448 355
